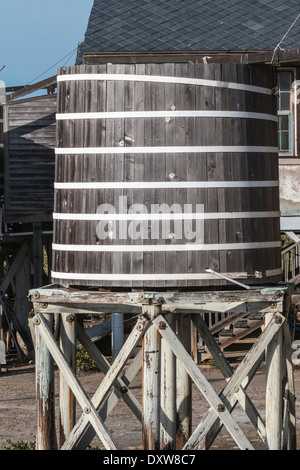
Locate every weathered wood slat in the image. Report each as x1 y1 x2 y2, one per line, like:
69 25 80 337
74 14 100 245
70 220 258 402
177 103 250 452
3 94 56 212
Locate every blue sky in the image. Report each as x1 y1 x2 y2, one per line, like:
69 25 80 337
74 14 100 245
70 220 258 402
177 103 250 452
0 0 93 89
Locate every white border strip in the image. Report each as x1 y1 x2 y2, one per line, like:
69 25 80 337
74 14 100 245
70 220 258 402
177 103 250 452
55 146 278 155
56 110 278 122
53 211 280 221
52 241 281 252
51 268 282 281
54 180 279 190
57 73 273 95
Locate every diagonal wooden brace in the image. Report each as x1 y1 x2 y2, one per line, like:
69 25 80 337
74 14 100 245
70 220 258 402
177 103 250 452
68 323 143 449
191 313 266 443
61 315 150 450
184 312 286 450
152 315 254 450
77 322 142 422
35 312 117 450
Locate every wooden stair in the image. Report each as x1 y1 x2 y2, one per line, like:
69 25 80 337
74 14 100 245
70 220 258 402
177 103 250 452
199 311 264 362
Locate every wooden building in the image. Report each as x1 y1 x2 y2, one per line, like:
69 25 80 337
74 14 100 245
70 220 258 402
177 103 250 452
0 77 57 361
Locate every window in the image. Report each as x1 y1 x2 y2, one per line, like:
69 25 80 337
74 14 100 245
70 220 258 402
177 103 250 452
277 70 295 156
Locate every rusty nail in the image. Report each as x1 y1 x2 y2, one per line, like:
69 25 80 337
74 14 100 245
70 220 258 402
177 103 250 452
120 386 128 394
158 321 166 330
217 404 225 412
275 314 282 324
84 406 91 414
137 322 144 331
33 291 40 300
66 314 75 323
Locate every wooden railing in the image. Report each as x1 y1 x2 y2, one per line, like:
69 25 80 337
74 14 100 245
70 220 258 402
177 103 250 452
282 241 300 284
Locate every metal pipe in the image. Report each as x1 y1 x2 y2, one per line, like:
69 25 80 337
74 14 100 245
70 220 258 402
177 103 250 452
205 268 251 290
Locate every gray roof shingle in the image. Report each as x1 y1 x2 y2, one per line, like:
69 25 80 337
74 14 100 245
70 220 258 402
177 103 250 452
76 0 300 64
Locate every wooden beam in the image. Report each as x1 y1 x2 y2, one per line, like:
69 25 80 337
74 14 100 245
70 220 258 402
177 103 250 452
3 75 57 103
0 240 30 294
29 286 287 315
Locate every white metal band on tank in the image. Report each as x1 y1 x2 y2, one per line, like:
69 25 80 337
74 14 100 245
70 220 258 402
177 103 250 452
57 73 273 95
51 269 283 282
54 180 279 189
52 241 281 252
56 110 278 122
55 146 279 155
53 211 280 221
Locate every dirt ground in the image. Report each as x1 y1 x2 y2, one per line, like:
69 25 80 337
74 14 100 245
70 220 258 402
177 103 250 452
1 355 300 451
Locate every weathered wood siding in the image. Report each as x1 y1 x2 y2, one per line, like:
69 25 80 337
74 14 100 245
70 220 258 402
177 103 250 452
3 94 56 212
53 63 281 288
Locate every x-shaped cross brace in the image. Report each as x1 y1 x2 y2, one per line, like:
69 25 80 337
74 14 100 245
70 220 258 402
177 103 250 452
35 305 287 450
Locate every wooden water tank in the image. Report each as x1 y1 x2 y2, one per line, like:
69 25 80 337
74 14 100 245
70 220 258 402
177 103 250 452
52 63 281 288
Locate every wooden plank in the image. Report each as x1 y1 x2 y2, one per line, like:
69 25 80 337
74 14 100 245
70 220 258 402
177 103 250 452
4 94 56 212
36 313 57 450
176 313 192 448
265 311 283 450
59 313 76 447
29 286 286 313
142 303 161 449
5 75 57 102
282 321 297 449
160 314 176 449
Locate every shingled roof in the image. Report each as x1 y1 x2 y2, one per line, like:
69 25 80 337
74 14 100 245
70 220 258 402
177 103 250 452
76 0 300 64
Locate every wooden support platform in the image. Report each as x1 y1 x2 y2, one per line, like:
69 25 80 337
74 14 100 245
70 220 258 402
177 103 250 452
29 284 297 451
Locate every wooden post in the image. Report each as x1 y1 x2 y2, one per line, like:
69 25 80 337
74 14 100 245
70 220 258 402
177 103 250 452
59 313 76 447
142 301 161 450
160 314 176 449
265 311 283 450
0 304 6 370
35 313 57 450
176 314 192 448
